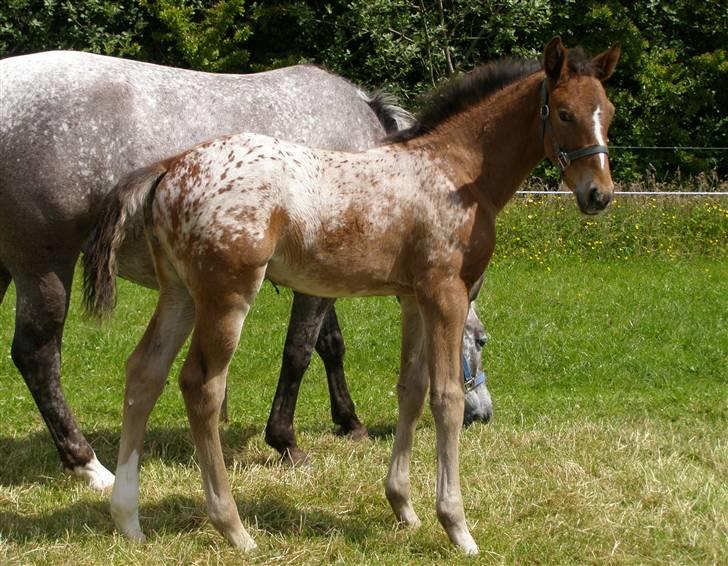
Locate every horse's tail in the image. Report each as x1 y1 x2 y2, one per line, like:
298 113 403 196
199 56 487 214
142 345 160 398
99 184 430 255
82 161 169 319
361 90 416 134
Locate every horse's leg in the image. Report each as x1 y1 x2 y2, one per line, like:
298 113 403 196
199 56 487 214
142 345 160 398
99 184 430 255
385 296 428 528
180 267 265 551
9 259 114 490
0 263 11 305
265 292 335 464
110 280 194 540
316 305 367 440
419 280 478 555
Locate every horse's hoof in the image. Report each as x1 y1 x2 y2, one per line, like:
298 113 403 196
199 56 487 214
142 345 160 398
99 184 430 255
112 513 146 543
335 422 369 441
393 507 421 529
71 455 115 491
348 425 369 442
228 531 257 552
448 527 479 555
459 539 479 555
281 447 309 466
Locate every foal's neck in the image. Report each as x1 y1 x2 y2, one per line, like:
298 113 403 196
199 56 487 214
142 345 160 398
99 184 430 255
423 72 546 213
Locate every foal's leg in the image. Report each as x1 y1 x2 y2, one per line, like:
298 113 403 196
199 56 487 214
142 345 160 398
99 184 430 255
265 292 335 464
317 305 367 440
180 268 265 551
110 282 194 540
419 280 478 554
385 296 428 528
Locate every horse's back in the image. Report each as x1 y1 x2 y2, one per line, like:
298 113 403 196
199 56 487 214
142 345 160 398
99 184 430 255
0 50 384 266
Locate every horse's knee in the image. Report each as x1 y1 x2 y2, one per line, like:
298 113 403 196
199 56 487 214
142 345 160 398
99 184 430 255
282 339 315 372
11 322 59 382
429 389 464 427
316 326 345 362
179 356 224 415
179 359 204 400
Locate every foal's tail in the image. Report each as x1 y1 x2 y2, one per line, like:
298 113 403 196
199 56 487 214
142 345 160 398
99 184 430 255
361 90 416 134
82 162 169 319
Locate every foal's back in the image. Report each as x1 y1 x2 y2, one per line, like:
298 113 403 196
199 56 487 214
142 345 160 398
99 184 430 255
152 133 469 299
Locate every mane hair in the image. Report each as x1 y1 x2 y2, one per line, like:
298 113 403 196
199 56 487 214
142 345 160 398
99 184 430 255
388 48 597 143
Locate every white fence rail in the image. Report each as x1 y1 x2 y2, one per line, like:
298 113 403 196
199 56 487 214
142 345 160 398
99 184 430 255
516 191 727 196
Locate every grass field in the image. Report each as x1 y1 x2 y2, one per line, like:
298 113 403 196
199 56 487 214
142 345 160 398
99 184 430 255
0 196 726 564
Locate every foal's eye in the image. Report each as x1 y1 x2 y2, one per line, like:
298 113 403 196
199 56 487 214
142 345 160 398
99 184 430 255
558 109 573 122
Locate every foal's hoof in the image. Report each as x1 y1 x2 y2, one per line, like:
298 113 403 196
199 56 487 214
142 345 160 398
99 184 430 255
228 531 257 552
448 527 479 555
398 511 421 529
281 447 309 466
112 515 146 543
70 455 115 492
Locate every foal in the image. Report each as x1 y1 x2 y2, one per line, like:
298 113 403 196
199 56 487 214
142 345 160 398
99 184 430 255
85 37 620 554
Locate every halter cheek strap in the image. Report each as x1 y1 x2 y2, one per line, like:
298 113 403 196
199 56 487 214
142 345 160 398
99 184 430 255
540 80 609 172
462 353 486 392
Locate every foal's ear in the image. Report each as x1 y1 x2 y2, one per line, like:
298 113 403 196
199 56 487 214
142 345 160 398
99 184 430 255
543 36 567 83
592 43 621 81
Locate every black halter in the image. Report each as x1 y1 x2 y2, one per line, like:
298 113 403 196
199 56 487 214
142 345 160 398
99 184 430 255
540 80 609 172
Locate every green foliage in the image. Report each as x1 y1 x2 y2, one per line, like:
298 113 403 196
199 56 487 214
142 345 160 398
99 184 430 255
322 0 553 103
1 1 726 181
148 0 253 71
0 0 148 57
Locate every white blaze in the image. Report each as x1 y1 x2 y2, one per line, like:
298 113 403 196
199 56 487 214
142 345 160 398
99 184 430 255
592 106 607 169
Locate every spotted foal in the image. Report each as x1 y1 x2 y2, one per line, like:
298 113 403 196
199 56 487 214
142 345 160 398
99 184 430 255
85 37 620 554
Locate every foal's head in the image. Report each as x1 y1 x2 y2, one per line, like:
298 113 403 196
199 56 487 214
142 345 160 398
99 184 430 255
541 37 621 214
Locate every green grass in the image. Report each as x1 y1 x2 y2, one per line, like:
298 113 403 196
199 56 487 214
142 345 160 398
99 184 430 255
0 197 726 564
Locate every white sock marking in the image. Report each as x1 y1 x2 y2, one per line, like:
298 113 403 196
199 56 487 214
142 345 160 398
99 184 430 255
71 453 115 491
110 449 145 540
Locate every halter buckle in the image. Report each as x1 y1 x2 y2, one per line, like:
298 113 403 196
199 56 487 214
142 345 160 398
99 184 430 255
557 151 571 171
464 371 487 393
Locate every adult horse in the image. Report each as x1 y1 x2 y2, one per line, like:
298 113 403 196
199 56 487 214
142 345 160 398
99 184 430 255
84 38 620 554
0 51 491 490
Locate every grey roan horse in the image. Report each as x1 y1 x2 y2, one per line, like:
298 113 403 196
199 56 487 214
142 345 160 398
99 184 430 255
0 51 492 489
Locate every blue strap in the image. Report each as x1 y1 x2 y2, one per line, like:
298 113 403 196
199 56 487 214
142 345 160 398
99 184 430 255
463 353 487 392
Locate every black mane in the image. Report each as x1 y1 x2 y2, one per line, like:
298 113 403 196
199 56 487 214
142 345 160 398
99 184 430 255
388 49 597 143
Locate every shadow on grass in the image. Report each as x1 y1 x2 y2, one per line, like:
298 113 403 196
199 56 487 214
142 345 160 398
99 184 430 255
0 492 375 544
0 425 265 487
360 421 396 440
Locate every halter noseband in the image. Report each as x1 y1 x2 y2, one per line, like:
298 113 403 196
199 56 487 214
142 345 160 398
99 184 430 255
463 353 486 393
540 80 609 172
